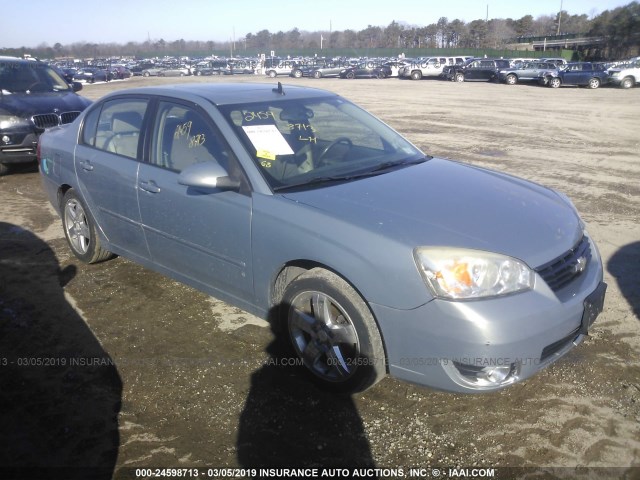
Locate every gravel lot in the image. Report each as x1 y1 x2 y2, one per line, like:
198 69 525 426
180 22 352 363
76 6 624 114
0 74 638 479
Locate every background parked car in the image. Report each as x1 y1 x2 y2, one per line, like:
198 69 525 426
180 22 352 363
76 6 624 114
157 65 191 77
399 56 470 80
0 56 91 175
542 62 610 89
444 58 511 82
140 66 166 77
193 59 230 76
608 58 640 88
499 61 559 85
108 66 132 80
340 62 391 79
73 67 110 83
309 61 345 78
264 58 300 77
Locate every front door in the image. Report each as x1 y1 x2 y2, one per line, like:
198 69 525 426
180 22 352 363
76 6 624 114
137 100 253 302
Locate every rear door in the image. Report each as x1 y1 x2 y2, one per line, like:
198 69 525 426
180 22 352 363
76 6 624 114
74 97 151 261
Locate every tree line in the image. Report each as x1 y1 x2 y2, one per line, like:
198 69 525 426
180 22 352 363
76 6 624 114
2 2 638 60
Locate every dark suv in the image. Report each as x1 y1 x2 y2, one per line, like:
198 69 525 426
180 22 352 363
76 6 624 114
0 57 92 174
444 58 511 82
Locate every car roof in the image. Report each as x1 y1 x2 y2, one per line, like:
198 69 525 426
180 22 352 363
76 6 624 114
102 83 338 106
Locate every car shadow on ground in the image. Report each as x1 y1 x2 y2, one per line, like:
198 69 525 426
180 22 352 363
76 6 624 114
0 222 122 480
237 318 377 473
607 241 640 322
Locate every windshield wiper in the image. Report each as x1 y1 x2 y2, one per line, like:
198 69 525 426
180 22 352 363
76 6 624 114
363 156 431 175
273 155 431 192
273 175 355 192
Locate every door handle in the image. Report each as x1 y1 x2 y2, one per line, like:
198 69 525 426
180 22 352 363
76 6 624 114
79 160 94 171
139 180 161 193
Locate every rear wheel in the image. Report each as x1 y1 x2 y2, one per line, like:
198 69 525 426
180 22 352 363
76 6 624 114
588 77 601 89
506 74 518 85
61 189 113 264
267 70 277 78
281 268 386 394
313 70 322 79
292 69 303 78
410 71 422 80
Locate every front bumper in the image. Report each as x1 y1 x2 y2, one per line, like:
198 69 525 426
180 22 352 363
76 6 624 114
0 130 39 164
371 236 605 393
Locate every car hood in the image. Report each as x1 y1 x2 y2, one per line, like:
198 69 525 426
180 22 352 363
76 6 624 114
281 158 583 269
0 91 91 116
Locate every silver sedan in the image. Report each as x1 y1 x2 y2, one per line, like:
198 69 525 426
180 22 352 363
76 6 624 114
39 83 606 394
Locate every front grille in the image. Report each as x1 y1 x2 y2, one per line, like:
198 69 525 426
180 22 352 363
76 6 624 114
536 236 591 291
60 111 81 124
31 111 81 129
32 114 59 129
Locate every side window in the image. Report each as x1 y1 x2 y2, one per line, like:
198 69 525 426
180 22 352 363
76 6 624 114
81 106 101 147
92 98 148 159
151 101 234 173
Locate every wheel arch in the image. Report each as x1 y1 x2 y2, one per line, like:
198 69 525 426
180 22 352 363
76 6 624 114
269 260 390 373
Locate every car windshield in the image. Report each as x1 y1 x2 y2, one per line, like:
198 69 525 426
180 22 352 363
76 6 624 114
218 96 427 191
0 62 71 94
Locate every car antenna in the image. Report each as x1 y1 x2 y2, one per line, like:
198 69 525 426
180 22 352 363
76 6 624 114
272 81 285 95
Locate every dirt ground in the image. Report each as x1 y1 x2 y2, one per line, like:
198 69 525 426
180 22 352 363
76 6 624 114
0 74 638 480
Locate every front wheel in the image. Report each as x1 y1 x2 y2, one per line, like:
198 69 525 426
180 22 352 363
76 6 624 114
454 72 465 82
292 69 303 78
621 76 634 89
549 77 561 88
267 70 277 78
62 189 113 264
506 74 517 85
281 268 386 394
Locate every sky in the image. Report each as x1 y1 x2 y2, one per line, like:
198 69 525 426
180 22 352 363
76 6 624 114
1 0 633 48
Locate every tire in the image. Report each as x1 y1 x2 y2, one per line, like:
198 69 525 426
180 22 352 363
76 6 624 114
377 71 387 79
143 71 150 77
410 71 422 80
292 69 303 78
61 189 113 264
549 77 561 88
313 70 322 79
281 268 386 394
454 72 465 82
588 77 601 89
346 71 355 79
267 70 277 78
506 74 517 85
621 76 634 89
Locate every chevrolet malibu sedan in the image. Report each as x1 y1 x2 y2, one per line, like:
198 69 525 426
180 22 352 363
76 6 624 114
38 83 606 394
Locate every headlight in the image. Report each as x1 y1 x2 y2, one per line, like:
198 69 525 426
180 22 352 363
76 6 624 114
0 114 31 130
414 247 534 300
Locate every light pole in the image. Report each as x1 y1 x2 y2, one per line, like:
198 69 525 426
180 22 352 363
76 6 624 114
556 0 563 35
